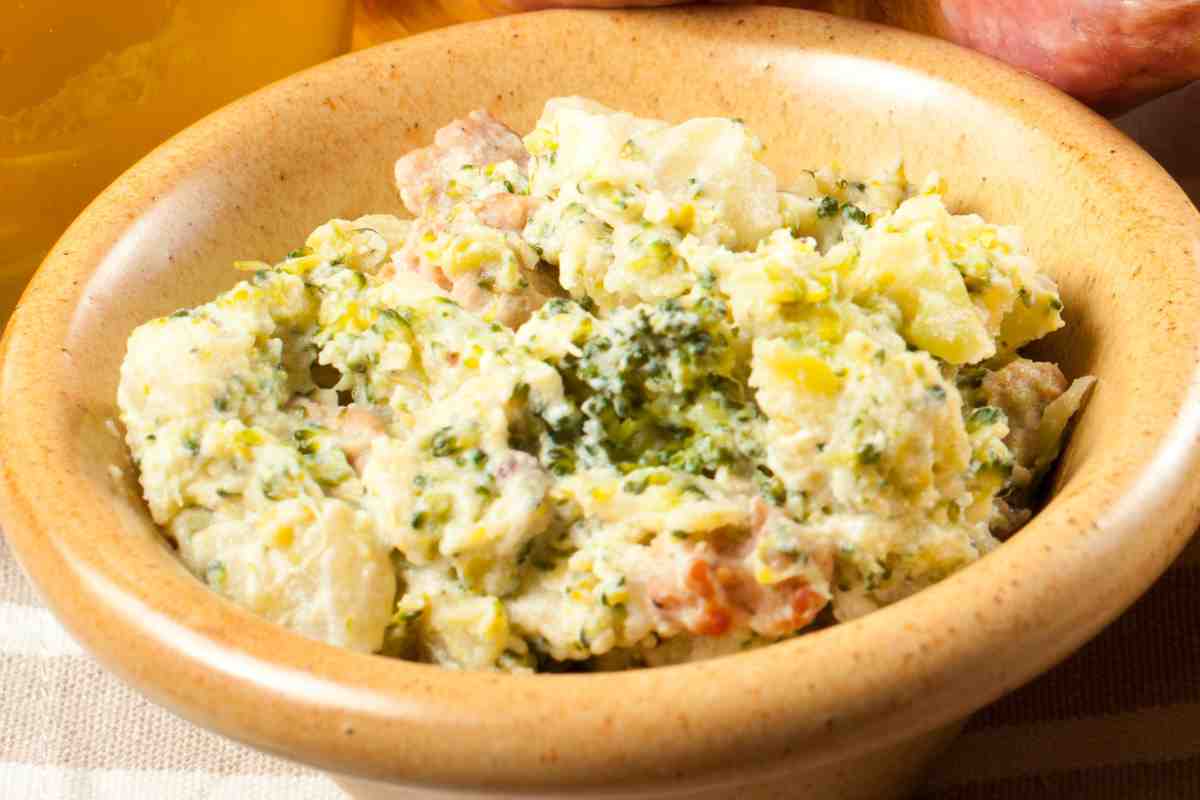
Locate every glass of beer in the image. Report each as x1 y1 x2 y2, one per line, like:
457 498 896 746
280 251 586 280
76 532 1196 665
0 0 354 322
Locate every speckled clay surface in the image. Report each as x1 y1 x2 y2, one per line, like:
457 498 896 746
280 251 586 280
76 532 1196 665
2 8 1199 799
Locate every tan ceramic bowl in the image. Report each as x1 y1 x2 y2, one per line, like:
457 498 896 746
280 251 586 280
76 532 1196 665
3 8 1199 799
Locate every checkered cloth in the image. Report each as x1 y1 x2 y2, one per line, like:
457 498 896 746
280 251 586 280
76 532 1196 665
2 56 1195 800
0 534 344 799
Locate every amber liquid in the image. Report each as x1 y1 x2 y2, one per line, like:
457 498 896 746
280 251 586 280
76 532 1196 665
352 0 501 46
0 0 353 322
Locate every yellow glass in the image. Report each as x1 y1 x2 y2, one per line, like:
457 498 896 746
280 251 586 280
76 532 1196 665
353 0 500 46
0 0 354 322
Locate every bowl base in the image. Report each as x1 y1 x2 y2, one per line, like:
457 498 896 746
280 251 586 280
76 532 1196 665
329 720 961 799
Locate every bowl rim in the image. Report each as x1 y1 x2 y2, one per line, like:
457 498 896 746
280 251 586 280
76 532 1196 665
3 6 1200 792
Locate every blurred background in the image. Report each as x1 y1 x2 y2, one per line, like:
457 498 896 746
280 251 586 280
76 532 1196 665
0 0 354 322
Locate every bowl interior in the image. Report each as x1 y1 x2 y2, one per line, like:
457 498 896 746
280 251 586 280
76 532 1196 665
4 6 1199 791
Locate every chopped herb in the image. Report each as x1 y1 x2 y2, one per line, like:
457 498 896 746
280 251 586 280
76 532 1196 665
543 298 572 315
429 427 460 458
984 456 1014 479
544 446 575 476
293 428 317 456
410 511 427 529
856 443 883 465
817 196 840 218
261 477 283 501
378 308 410 327
842 204 868 225
968 406 1004 428
755 469 787 505
623 476 649 495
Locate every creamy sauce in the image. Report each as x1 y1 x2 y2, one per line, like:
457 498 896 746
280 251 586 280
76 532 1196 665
118 98 1090 671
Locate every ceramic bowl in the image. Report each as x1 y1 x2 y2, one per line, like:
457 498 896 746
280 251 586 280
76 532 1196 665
2 8 1199 799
